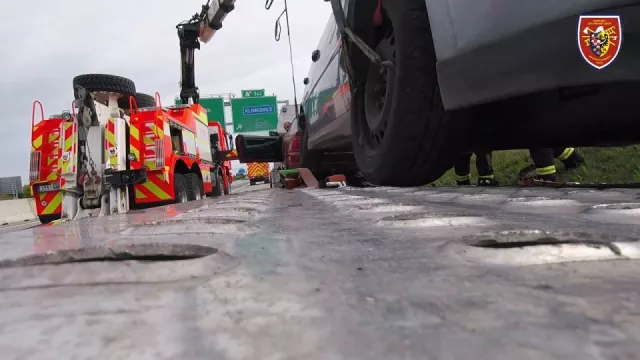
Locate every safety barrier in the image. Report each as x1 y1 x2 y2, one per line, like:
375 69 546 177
0 199 37 225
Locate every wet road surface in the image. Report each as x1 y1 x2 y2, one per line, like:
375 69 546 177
0 185 639 359
0 180 262 236
0 220 40 235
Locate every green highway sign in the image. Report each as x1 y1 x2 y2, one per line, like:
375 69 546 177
230 96 278 133
174 97 225 127
241 89 265 98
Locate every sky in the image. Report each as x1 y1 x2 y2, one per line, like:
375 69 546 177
0 0 332 182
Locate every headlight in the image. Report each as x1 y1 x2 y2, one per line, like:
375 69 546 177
127 153 136 161
61 111 72 121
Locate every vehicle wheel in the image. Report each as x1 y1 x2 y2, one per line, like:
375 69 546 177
223 178 231 195
350 0 460 186
300 120 322 169
38 214 60 225
173 174 189 203
249 179 255 186
118 92 155 111
212 172 223 197
72 74 136 99
185 173 203 201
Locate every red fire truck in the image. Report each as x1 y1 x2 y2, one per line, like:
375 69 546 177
28 0 238 223
28 74 235 223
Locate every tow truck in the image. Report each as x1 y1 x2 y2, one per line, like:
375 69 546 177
28 0 237 224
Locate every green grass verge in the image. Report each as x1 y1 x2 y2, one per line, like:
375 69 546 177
432 145 640 186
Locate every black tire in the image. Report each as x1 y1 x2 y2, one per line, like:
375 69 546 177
212 172 223 197
300 118 322 170
223 176 231 195
38 214 60 225
249 179 255 186
72 74 136 99
349 0 461 186
185 173 203 201
173 174 189 203
118 92 155 110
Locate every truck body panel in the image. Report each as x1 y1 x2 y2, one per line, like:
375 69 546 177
131 103 217 204
29 103 67 220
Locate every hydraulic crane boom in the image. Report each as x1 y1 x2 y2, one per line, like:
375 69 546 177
176 0 236 105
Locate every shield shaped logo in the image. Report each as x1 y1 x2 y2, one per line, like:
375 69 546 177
577 15 622 69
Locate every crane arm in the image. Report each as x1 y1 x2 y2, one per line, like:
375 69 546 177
176 0 236 105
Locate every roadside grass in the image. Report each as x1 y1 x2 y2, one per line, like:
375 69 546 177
432 145 640 186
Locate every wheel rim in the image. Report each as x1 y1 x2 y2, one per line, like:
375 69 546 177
360 12 396 149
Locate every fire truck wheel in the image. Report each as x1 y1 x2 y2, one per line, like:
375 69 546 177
72 74 136 99
212 172 223 197
174 174 189 203
185 173 203 201
349 0 463 186
118 92 156 110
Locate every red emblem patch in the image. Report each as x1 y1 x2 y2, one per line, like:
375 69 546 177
577 15 622 69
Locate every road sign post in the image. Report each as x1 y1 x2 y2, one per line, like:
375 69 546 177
231 96 278 133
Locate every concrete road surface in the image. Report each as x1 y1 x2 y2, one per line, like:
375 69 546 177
0 220 40 235
2 185 640 359
0 180 270 235
231 179 270 193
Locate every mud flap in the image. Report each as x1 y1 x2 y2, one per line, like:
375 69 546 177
298 168 319 188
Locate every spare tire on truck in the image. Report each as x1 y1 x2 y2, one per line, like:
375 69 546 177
349 0 464 187
118 92 156 111
72 74 136 99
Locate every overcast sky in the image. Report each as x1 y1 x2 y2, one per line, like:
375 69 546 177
1 0 332 182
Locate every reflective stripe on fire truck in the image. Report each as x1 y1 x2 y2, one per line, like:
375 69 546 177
59 122 77 188
129 122 141 164
133 170 173 203
104 118 118 167
193 110 208 126
248 163 269 177
32 134 43 151
142 115 166 169
36 190 62 215
226 149 238 159
31 120 62 182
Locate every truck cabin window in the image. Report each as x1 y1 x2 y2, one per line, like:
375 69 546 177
170 125 183 154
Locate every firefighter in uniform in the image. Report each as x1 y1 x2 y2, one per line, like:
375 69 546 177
526 147 585 181
454 152 499 186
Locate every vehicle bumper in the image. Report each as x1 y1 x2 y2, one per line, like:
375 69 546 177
103 168 148 187
437 4 640 109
